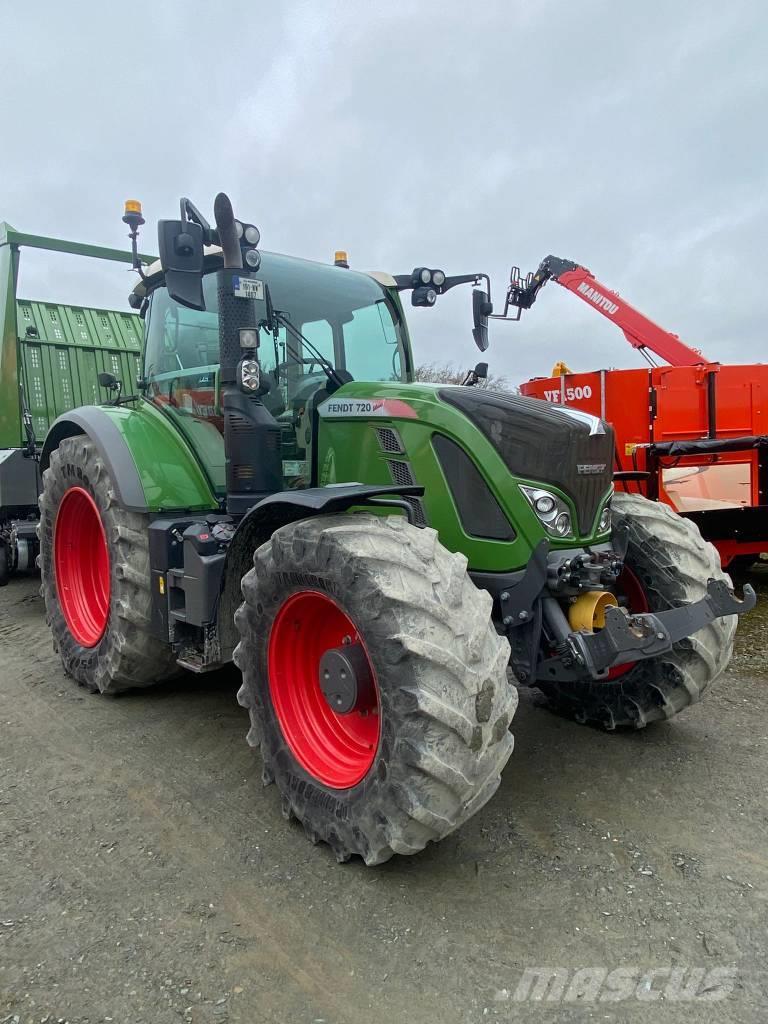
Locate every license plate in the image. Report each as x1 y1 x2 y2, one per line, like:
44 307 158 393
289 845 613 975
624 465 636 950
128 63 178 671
233 276 264 300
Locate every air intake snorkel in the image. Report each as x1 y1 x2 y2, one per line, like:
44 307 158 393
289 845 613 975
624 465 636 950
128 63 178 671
213 193 283 514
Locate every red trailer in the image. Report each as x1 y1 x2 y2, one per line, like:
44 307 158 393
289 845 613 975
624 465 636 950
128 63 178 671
498 256 767 569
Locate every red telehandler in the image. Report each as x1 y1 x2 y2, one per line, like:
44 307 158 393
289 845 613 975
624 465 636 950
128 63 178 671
500 256 768 570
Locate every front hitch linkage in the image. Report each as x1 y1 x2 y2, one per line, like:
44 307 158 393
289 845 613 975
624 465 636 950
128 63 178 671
566 578 756 678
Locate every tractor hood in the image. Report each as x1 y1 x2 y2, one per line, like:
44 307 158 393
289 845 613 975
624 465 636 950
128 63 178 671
438 388 614 534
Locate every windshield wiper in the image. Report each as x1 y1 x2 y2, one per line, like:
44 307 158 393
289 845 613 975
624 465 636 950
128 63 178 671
273 311 350 391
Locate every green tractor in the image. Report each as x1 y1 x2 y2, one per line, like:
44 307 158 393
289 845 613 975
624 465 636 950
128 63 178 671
38 195 754 864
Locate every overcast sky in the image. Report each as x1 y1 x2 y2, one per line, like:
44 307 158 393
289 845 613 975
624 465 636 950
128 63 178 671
1 0 765 385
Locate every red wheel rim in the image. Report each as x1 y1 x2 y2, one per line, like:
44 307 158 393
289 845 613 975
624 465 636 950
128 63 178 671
607 565 650 680
54 486 111 648
268 591 381 789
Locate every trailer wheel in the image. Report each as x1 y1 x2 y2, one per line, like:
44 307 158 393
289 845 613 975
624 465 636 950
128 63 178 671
537 492 736 729
234 514 517 865
39 436 178 693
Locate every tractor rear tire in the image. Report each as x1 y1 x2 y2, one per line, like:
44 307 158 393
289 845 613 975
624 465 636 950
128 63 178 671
536 492 736 729
234 513 517 865
39 436 178 694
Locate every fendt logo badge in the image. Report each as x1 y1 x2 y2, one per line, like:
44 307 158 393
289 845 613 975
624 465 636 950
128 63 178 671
576 463 607 475
577 281 619 315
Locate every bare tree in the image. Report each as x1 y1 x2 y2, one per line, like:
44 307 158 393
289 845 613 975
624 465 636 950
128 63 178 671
413 362 517 393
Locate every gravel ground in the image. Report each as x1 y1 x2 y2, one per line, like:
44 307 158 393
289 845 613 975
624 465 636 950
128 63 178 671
1 571 766 1023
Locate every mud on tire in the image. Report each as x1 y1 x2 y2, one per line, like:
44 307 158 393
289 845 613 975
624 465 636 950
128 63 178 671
234 513 517 865
39 436 178 693
536 492 737 730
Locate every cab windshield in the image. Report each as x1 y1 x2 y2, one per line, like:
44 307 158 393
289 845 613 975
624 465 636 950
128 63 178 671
143 252 407 493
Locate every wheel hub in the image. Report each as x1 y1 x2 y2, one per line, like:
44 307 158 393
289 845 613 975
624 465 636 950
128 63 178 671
319 644 375 715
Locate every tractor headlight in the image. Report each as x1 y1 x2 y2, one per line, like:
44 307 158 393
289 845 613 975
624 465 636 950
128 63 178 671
554 511 572 536
598 502 611 534
244 224 261 245
535 494 555 515
239 359 261 391
520 485 575 539
244 248 261 269
432 269 446 287
412 286 437 307
419 267 432 285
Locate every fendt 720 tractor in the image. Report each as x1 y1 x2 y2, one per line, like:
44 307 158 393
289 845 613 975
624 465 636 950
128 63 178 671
37 195 754 865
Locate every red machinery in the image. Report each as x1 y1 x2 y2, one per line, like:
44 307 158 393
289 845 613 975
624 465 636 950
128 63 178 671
502 256 768 569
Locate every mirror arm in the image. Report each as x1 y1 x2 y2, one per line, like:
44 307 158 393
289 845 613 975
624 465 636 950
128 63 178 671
439 273 488 297
180 197 214 243
393 272 490 298
393 274 414 291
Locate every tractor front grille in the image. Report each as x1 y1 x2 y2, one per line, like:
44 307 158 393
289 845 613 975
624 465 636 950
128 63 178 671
439 387 614 535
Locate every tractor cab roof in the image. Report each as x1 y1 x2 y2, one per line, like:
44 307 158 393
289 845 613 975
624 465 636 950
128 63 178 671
130 245 397 301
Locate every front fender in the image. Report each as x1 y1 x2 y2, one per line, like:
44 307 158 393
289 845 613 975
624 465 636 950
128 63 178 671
41 401 218 513
217 483 423 660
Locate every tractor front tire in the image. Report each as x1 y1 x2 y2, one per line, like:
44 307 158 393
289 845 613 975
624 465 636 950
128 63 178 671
39 436 178 694
234 514 517 865
536 492 737 729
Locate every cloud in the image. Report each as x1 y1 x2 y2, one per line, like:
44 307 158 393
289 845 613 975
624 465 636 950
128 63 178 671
1 0 765 382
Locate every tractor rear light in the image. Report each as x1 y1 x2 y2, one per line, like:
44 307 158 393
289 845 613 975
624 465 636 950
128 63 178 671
520 485 575 539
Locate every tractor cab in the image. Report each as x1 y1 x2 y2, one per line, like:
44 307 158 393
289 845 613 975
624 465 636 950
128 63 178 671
133 250 410 494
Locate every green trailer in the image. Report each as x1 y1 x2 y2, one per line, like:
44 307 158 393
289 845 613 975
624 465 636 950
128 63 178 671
0 223 152 582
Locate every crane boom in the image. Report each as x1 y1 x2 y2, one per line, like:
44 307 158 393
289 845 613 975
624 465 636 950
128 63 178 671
501 255 708 367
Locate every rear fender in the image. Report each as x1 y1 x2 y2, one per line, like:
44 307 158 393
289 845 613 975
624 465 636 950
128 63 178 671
41 402 218 513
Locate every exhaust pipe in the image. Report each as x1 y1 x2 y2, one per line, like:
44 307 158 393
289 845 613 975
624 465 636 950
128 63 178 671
213 193 283 514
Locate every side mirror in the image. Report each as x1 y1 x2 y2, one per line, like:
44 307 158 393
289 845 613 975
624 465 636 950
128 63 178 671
472 288 492 351
462 361 489 387
97 371 119 391
157 219 205 311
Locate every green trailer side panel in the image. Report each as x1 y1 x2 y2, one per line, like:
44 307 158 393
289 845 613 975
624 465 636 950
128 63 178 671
16 298 144 439
0 222 151 450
